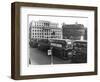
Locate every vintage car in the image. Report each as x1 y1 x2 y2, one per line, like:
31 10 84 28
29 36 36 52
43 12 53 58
50 39 73 60
71 40 87 63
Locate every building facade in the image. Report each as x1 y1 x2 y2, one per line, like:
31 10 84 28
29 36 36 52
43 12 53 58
62 23 86 40
29 20 62 40
84 28 87 40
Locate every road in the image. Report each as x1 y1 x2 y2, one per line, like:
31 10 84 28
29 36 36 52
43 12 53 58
29 47 71 65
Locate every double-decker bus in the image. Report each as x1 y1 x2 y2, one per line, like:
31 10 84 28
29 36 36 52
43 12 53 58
37 38 87 62
72 40 87 63
38 39 51 51
29 39 38 48
50 39 73 60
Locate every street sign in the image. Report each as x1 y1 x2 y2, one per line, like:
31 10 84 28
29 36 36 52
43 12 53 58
48 50 52 55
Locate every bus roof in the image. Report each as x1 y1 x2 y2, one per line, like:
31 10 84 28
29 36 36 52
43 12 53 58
74 40 87 43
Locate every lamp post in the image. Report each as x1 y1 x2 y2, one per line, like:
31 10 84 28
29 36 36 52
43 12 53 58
50 31 55 65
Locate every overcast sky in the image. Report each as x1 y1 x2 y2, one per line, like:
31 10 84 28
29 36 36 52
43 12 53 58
29 15 88 28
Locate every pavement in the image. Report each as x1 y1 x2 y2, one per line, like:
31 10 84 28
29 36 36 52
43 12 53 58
29 47 71 65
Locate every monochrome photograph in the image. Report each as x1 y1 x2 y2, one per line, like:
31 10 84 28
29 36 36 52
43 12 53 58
11 2 97 79
28 15 87 65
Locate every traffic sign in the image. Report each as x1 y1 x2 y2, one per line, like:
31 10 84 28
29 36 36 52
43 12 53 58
48 50 52 55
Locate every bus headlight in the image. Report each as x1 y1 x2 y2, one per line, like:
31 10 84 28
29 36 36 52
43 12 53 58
67 41 71 44
68 52 72 57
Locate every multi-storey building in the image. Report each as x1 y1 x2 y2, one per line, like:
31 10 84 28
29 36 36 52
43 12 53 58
62 23 86 40
84 28 87 40
29 20 62 40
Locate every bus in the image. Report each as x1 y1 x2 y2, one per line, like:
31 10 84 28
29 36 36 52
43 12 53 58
38 39 51 51
50 39 73 60
71 40 87 63
29 39 38 48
